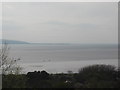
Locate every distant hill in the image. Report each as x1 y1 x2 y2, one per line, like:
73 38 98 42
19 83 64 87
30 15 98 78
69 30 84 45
0 39 30 44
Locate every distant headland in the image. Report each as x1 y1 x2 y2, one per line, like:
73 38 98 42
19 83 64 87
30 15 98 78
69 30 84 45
0 39 30 44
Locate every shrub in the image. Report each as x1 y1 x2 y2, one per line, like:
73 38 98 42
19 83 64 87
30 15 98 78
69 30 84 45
76 64 118 88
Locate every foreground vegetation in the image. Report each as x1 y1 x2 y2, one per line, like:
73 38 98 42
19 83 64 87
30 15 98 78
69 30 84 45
2 64 120 88
1 44 119 88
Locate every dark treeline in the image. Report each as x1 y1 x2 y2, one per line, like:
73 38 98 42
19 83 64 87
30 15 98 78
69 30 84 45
2 64 120 88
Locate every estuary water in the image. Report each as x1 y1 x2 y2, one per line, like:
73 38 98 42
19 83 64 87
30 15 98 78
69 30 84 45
8 44 118 73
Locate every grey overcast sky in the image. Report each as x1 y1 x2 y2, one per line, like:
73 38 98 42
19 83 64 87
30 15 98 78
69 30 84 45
2 2 118 44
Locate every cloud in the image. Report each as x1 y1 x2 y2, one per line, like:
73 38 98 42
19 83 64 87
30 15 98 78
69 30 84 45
41 21 100 30
2 20 23 31
2 2 118 44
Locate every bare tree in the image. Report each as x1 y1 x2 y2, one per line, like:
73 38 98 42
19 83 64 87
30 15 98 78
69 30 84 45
0 43 22 74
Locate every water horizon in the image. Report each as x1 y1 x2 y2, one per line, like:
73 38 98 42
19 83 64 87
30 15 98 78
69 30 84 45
3 44 117 73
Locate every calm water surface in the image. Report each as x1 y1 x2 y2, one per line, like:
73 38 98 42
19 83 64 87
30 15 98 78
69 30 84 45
8 44 118 73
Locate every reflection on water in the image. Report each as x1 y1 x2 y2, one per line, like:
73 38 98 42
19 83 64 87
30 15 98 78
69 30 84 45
20 59 118 74
5 44 118 73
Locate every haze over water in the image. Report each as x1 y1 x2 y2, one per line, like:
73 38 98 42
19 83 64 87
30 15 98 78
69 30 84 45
8 44 118 73
2 2 118 73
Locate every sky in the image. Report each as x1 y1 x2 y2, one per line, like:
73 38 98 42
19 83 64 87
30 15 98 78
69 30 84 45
1 2 118 44
1 0 119 2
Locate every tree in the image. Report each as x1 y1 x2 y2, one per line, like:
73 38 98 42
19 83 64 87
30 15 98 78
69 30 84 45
0 43 22 74
76 64 118 88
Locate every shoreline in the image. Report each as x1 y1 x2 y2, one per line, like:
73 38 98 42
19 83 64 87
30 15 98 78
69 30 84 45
20 59 118 74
